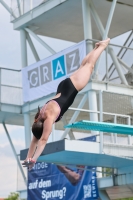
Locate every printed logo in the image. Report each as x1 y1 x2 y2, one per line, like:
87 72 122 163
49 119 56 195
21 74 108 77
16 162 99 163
40 62 52 85
33 162 48 170
28 67 40 88
66 49 80 74
52 55 66 80
83 184 91 198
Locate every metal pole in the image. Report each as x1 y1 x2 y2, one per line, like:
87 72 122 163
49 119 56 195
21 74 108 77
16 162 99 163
17 0 21 16
21 0 24 15
89 0 106 79
90 0 104 36
127 116 131 145
62 116 75 139
20 29 27 68
92 0 117 78
26 33 40 62
118 58 133 74
25 28 56 55
82 0 99 140
90 0 119 82
106 47 109 81
20 29 30 148
0 69 1 105
3 123 27 185
99 90 103 154
24 113 31 148
111 132 114 143
30 0 33 10
109 47 128 85
103 0 117 39
82 0 93 52
88 91 99 134
0 0 16 18
61 93 87 139
114 115 117 143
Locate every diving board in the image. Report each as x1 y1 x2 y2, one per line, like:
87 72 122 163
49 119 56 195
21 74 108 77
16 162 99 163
65 120 133 135
20 139 133 169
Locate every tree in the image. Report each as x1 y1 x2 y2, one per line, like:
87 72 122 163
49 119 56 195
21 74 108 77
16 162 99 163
118 198 133 200
5 193 19 200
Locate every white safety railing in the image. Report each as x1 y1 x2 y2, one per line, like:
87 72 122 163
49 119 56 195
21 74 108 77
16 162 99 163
65 89 133 147
87 31 133 84
0 67 23 105
11 0 49 20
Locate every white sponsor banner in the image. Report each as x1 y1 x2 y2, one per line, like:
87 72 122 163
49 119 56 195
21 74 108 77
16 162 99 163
22 41 86 102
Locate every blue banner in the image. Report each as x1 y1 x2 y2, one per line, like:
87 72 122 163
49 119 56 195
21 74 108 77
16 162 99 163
28 136 99 200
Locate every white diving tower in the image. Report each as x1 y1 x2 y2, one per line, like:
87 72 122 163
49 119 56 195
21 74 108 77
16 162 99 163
0 0 133 199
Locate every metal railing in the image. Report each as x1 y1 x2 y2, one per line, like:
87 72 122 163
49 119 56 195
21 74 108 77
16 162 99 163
11 0 49 20
65 90 133 148
86 31 133 84
0 67 23 105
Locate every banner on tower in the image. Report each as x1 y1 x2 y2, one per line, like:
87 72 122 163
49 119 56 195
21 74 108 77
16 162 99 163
27 136 99 200
22 41 86 102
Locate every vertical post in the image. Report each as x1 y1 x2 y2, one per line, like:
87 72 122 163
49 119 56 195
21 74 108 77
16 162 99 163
106 47 109 81
111 132 114 143
82 0 93 52
24 113 31 148
20 29 31 148
127 116 131 145
99 90 103 154
30 0 33 10
88 91 98 127
98 90 104 179
0 68 1 106
114 115 117 143
21 0 24 15
82 0 99 137
20 29 27 68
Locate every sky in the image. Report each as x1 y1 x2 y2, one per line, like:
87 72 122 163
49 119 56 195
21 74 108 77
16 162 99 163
0 1 133 198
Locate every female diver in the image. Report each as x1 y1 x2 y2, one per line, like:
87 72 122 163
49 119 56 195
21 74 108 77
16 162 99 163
22 38 110 169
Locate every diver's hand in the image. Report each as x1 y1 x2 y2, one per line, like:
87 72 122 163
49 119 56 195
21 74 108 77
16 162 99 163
22 158 36 170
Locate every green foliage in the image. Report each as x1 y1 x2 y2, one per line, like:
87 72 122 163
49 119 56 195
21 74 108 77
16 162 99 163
5 192 19 200
117 198 133 200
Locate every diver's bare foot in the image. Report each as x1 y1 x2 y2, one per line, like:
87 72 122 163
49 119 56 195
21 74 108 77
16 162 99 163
95 38 110 49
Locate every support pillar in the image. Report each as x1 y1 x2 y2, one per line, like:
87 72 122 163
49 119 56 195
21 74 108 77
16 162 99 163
0 68 1 107
24 113 31 148
82 0 101 177
82 0 98 126
20 29 31 148
20 29 27 68
82 0 93 52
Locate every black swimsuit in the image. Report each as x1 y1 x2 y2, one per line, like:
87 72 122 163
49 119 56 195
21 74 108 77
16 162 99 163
50 78 78 122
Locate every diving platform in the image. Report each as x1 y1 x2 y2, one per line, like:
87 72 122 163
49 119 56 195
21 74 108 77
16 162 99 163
65 120 133 135
20 139 133 169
